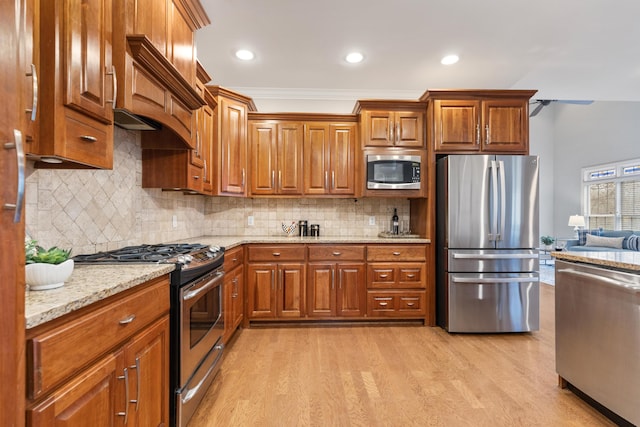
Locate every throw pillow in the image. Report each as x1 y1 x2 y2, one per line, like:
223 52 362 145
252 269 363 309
584 234 625 249
626 234 639 251
578 229 602 245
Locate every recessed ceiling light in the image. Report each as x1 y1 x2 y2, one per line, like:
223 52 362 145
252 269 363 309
345 52 364 64
235 49 255 61
441 54 459 65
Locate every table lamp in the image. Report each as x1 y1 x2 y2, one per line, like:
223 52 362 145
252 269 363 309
568 215 585 238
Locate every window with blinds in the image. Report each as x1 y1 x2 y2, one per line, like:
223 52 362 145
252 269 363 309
582 158 640 230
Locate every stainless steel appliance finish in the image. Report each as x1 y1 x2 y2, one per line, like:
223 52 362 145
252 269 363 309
436 155 540 332
555 260 640 425
366 153 421 190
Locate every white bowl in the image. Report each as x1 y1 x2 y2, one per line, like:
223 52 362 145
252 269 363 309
25 259 74 291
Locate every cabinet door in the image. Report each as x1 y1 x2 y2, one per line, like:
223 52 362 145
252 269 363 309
481 99 529 153
277 122 304 195
250 122 277 195
394 111 423 147
247 263 276 318
432 100 481 152
277 263 305 318
64 0 114 123
362 110 393 146
307 263 335 317
232 266 244 330
27 351 122 427
200 103 214 193
336 263 366 317
223 266 244 343
169 1 195 85
124 316 170 427
219 97 247 195
303 123 330 195
329 124 356 195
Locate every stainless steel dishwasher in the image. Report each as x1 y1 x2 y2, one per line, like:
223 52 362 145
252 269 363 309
555 260 640 425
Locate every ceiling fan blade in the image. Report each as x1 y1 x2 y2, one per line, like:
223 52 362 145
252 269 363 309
530 102 546 117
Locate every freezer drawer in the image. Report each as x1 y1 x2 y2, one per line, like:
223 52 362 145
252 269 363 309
447 249 539 273
447 273 539 333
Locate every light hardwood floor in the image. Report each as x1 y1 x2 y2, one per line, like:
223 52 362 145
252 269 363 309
190 284 614 426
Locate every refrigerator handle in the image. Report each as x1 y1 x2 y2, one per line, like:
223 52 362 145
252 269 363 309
490 160 499 241
498 160 506 241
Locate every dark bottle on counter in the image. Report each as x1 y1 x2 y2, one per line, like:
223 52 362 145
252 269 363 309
392 208 399 235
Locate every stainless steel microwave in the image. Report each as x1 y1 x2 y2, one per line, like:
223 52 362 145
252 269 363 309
366 154 421 190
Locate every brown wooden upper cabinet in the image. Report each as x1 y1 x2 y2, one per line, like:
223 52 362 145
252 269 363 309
26 0 115 168
249 122 304 196
354 100 426 148
304 123 357 196
209 87 257 196
421 90 537 154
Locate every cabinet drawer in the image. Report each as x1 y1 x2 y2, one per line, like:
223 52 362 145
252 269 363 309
367 245 426 262
188 164 204 192
308 245 365 261
367 291 426 317
367 262 426 289
27 277 170 398
224 246 244 271
64 112 112 168
248 245 306 261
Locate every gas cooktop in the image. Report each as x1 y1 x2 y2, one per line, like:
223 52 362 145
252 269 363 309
73 243 213 263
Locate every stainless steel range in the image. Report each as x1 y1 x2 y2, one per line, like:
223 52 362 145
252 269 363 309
74 243 225 427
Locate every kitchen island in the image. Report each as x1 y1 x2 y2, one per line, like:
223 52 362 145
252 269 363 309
552 251 640 426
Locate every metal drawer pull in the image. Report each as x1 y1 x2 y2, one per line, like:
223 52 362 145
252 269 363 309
80 135 98 142
379 274 388 279
375 297 393 301
378 302 388 306
272 252 281 256
107 65 117 109
119 314 136 325
332 251 341 256
117 368 129 423
406 274 415 278
392 252 401 256
193 175 200 180
406 303 415 307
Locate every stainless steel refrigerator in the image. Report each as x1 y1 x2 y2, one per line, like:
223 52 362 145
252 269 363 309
436 155 540 333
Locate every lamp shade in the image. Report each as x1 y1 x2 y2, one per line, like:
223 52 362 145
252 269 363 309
568 215 585 227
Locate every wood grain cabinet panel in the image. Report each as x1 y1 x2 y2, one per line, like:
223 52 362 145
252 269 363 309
26 276 171 427
223 246 244 343
361 110 424 148
247 263 305 319
27 0 115 168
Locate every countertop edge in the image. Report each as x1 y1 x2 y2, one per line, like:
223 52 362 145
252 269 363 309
553 251 640 272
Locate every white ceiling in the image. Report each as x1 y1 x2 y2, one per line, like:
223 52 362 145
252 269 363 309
196 0 640 110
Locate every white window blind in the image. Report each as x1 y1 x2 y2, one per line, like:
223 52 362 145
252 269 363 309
582 158 640 230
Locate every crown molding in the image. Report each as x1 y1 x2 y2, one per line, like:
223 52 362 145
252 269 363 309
228 87 422 101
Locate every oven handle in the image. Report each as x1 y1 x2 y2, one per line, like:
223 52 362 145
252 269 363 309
182 343 224 404
183 271 225 301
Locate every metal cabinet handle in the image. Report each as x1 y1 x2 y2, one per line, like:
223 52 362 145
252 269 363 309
242 168 246 188
4 130 25 223
107 65 117 109
331 171 335 189
119 314 136 325
117 367 129 423
389 121 394 143
325 171 329 190
271 170 275 189
271 270 275 290
395 121 399 144
379 274 388 279
331 268 335 290
332 251 341 256
378 302 388 307
80 135 97 142
476 123 480 145
130 357 140 411
272 252 281 257
279 269 283 291
485 124 490 144
392 251 401 256
406 274 415 278
193 175 200 180
203 159 207 180
406 302 415 307
26 64 38 121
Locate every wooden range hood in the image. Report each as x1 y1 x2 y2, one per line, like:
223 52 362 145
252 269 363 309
112 0 210 149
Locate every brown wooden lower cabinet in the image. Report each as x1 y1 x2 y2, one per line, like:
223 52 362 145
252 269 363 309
25 276 170 427
247 263 306 319
223 246 244 343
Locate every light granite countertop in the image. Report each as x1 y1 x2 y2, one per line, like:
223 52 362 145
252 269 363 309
25 264 174 329
25 235 429 330
552 251 640 272
181 234 431 249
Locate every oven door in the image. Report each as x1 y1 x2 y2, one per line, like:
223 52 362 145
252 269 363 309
179 268 225 385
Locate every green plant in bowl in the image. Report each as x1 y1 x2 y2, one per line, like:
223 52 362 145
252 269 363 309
25 239 72 265
540 236 555 247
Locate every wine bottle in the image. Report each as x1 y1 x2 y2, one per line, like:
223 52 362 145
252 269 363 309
392 208 399 235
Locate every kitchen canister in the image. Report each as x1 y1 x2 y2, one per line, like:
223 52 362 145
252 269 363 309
299 220 308 236
310 224 320 237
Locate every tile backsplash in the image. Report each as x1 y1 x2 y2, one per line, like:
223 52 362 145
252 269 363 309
25 128 410 254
